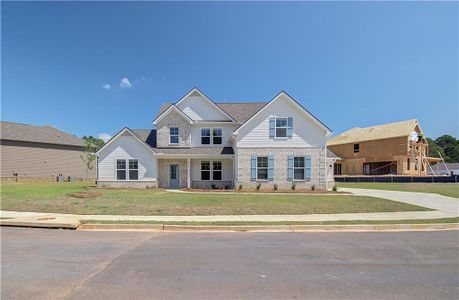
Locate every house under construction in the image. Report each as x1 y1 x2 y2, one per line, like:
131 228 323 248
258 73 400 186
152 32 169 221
327 119 441 176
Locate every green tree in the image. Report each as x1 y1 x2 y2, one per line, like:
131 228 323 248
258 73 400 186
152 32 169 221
82 136 105 151
427 138 446 158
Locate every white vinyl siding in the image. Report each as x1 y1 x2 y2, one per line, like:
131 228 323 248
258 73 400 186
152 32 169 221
98 134 156 182
176 94 231 121
236 94 327 148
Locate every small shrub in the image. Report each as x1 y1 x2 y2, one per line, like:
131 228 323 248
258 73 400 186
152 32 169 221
273 184 278 191
311 185 315 191
211 184 217 190
224 185 230 190
332 185 338 192
238 184 243 191
291 182 296 190
256 183 261 191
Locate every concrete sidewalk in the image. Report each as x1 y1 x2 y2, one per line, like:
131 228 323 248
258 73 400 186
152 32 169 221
1 188 457 226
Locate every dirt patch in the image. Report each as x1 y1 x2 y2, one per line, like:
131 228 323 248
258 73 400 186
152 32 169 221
70 191 103 198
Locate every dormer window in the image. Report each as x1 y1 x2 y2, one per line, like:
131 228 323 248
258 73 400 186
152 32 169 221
170 127 179 144
201 128 211 144
275 118 287 138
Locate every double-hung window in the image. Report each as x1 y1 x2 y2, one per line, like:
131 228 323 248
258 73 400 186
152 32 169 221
201 161 211 180
116 159 126 180
201 128 211 145
129 159 138 180
213 161 222 180
257 157 268 180
275 118 287 138
213 128 222 145
293 157 305 180
170 127 179 144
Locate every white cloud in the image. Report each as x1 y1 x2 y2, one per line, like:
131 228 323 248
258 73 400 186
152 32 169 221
98 133 112 143
119 77 132 88
102 84 111 90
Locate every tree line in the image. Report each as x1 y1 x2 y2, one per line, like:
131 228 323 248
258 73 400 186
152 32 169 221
427 135 459 163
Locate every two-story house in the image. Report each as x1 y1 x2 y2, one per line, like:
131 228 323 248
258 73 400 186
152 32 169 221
96 88 335 190
327 119 441 176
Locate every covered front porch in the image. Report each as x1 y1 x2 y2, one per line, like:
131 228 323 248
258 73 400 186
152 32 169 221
156 155 234 189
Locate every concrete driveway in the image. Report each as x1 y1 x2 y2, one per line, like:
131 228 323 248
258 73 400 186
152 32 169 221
2 227 458 299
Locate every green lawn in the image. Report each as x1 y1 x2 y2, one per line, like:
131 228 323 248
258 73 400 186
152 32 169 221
0 181 431 216
80 217 459 226
337 182 459 198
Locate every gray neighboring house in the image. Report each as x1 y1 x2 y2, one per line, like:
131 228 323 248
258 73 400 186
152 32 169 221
428 163 459 176
0 121 94 179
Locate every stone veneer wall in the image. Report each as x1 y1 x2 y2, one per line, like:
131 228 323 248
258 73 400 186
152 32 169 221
98 181 157 188
236 147 327 190
156 110 191 148
157 159 188 188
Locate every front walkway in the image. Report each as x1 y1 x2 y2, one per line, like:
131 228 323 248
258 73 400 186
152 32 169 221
1 188 457 223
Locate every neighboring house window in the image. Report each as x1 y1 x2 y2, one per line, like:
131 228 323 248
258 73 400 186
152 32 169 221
201 128 211 145
334 163 342 175
201 161 211 180
170 127 179 144
116 159 126 180
294 157 305 180
213 161 222 180
275 118 287 138
415 159 418 171
129 159 138 180
257 157 268 180
407 158 410 170
213 128 222 145
353 144 360 153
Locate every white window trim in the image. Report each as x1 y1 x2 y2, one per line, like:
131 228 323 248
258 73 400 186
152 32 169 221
274 117 288 139
201 128 223 145
115 158 139 181
212 128 223 145
200 160 223 181
256 156 269 181
169 127 179 145
293 156 305 181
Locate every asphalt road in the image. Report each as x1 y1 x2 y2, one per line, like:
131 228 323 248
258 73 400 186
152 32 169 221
1 228 458 300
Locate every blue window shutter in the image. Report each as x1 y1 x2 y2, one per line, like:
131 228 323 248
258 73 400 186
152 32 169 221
251 155 257 181
287 117 293 138
287 155 294 181
305 155 312 181
268 156 274 181
269 117 275 138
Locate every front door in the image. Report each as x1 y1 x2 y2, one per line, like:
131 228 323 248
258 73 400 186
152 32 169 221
169 164 180 189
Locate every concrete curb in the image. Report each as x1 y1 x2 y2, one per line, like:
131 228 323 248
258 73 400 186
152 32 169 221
76 223 459 232
0 217 80 229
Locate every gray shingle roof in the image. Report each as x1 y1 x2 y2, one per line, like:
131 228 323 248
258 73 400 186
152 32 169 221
216 102 266 123
131 129 156 148
0 121 84 147
156 147 234 155
155 102 267 124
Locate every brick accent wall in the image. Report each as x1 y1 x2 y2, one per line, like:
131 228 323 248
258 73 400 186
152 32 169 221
236 147 327 190
156 110 191 148
157 159 188 188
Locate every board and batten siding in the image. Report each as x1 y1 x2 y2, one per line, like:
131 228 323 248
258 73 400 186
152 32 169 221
176 94 231 121
98 134 157 182
236 95 327 148
0 140 94 178
190 124 238 147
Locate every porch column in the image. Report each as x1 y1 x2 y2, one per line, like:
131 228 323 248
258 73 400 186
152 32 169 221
187 158 191 189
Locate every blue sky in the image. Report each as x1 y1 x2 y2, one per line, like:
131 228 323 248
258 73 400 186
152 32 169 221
2 1 458 141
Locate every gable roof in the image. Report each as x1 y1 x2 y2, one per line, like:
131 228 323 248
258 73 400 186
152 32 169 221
232 91 332 135
131 129 156 148
96 127 157 155
327 119 420 146
152 104 194 125
174 88 236 122
0 121 84 147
